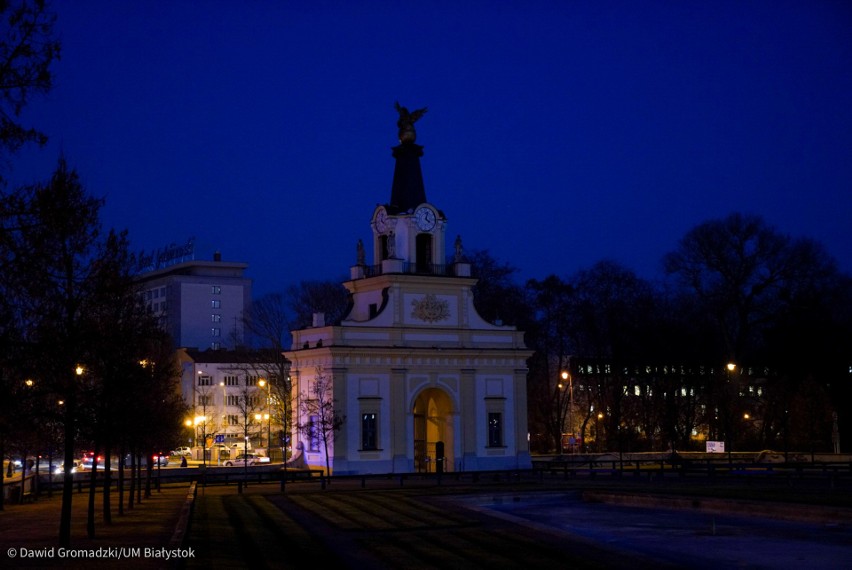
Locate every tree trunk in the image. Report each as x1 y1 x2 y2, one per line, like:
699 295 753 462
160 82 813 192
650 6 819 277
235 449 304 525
59 395 75 547
102 441 112 524
127 450 135 510
86 442 98 538
117 444 124 516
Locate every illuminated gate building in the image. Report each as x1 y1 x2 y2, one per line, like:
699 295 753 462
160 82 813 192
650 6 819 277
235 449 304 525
285 107 533 474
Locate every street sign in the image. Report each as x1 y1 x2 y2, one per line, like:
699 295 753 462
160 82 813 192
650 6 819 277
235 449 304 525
214 434 225 444
706 440 725 453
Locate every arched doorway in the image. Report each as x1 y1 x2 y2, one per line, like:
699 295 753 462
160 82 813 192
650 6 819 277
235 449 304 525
412 388 454 473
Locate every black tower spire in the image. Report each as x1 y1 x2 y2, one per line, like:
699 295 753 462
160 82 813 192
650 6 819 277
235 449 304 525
389 142 426 213
388 102 428 213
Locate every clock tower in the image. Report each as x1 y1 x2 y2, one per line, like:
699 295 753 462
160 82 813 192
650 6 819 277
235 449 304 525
286 104 532 475
366 103 457 278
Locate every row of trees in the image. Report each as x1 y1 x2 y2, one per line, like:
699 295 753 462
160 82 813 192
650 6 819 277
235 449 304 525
0 159 187 540
499 214 851 455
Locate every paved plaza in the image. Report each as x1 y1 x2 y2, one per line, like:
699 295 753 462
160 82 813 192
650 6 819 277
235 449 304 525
1 475 850 569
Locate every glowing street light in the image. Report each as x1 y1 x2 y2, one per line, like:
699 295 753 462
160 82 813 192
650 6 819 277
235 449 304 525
257 378 271 449
560 370 575 454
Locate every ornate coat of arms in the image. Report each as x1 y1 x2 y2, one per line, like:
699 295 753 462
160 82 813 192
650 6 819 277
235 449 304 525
411 294 449 323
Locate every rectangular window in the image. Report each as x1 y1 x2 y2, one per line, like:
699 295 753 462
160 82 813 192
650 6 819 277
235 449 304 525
224 376 239 386
211 328 220 337
227 415 239 426
197 375 212 386
211 300 221 309
308 415 320 452
226 395 240 406
487 412 503 447
211 342 220 350
197 395 211 406
361 413 378 450
212 285 221 294
211 314 221 322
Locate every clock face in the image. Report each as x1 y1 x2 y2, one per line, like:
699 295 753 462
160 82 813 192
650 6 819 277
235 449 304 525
415 206 436 231
375 208 388 233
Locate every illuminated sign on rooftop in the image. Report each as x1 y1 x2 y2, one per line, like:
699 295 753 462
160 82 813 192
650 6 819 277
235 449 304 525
137 237 195 273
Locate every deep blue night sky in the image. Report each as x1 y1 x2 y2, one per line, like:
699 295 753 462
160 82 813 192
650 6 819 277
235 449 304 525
12 1 852 296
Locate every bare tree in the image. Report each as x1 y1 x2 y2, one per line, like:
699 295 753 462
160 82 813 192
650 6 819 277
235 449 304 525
0 0 60 163
297 366 344 480
285 280 350 329
230 371 263 485
243 294 294 460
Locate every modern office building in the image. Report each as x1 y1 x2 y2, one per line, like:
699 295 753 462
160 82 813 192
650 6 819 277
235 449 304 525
136 251 252 351
285 106 534 475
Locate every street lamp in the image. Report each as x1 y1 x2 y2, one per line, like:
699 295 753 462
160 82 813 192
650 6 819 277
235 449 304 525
561 370 575 454
194 415 208 468
258 378 271 450
184 419 194 447
596 412 604 453
725 362 737 463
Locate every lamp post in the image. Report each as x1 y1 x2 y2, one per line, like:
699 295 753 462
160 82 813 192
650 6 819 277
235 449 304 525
561 370 574 454
184 419 194 448
258 379 271 450
596 412 604 453
194 415 208 468
726 362 736 464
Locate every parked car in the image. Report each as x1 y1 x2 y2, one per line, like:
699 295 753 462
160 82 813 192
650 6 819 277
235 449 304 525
224 453 258 467
171 447 192 457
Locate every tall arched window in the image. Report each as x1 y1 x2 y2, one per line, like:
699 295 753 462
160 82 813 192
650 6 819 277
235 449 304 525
416 233 432 273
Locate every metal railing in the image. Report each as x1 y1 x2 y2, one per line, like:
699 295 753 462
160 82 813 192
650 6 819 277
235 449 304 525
360 262 462 278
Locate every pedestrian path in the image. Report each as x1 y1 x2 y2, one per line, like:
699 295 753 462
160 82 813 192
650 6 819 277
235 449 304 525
0 483 190 567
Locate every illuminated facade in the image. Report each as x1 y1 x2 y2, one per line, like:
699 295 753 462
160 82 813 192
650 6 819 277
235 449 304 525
177 348 280 459
285 109 533 474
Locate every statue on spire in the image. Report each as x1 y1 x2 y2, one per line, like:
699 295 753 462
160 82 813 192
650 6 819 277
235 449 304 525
395 101 427 144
